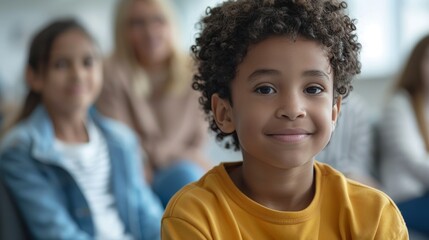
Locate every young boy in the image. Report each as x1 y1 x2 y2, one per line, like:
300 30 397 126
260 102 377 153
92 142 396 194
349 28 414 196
162 0 408 239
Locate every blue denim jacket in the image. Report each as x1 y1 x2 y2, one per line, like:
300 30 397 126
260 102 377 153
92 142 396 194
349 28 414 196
0 106 163 240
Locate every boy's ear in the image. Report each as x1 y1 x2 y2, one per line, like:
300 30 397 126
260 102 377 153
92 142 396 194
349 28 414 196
211 93 235 134
332 96 342 124
26 67 43 93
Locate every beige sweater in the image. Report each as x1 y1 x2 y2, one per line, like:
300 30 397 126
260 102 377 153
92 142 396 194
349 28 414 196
96 58 210 173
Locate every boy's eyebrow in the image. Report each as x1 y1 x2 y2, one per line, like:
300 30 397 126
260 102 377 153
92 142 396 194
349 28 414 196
247 69 331 81
303 70 330 81
248 69 280 81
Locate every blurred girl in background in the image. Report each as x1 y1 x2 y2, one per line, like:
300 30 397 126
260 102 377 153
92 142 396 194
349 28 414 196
0 19 163 240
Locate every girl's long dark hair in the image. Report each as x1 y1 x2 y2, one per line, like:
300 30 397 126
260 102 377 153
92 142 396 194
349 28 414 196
16 18 94 123
395 34 429 152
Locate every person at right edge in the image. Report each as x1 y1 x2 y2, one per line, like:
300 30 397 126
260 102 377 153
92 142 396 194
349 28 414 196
379 34 429 238
161 0 408 239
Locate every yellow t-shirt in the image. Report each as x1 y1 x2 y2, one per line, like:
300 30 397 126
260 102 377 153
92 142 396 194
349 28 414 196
162 161 408 240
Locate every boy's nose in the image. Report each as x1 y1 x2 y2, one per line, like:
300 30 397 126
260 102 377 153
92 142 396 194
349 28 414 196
275 94 306 120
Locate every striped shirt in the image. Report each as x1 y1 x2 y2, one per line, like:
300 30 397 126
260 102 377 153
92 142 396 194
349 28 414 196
54 121 132 240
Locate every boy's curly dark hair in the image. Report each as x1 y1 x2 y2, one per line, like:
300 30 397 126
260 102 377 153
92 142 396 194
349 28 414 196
191 0 361 150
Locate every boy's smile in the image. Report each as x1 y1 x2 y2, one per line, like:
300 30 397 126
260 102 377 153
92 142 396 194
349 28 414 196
213 36 341 170
265 127 312 144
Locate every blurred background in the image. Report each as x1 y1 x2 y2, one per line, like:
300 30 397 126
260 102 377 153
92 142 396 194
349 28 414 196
0 0 429 163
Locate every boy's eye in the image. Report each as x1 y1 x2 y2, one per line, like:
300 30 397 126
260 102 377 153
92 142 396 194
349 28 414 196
255 86 276 95
304 86 323 95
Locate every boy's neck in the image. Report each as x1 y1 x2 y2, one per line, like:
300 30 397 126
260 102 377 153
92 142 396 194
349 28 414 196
47 108 89 143
229 159 315 211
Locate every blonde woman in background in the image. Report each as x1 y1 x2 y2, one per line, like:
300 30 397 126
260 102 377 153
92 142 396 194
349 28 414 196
96 0 211 207
379 34 429 237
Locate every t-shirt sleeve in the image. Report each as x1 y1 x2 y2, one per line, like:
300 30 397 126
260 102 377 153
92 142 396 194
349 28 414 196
375 202 409 240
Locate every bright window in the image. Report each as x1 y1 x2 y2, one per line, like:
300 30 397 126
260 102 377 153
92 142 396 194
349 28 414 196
348 0 429 78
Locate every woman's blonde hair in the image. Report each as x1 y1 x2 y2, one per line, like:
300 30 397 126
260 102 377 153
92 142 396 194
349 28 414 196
395 34 429 152
113 0 192 97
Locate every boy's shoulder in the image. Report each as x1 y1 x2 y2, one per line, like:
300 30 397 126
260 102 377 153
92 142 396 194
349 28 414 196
163 163 231 218
317 162 408 239
317 161 395 206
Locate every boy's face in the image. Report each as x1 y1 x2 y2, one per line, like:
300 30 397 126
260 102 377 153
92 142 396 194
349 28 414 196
213 36 340 169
